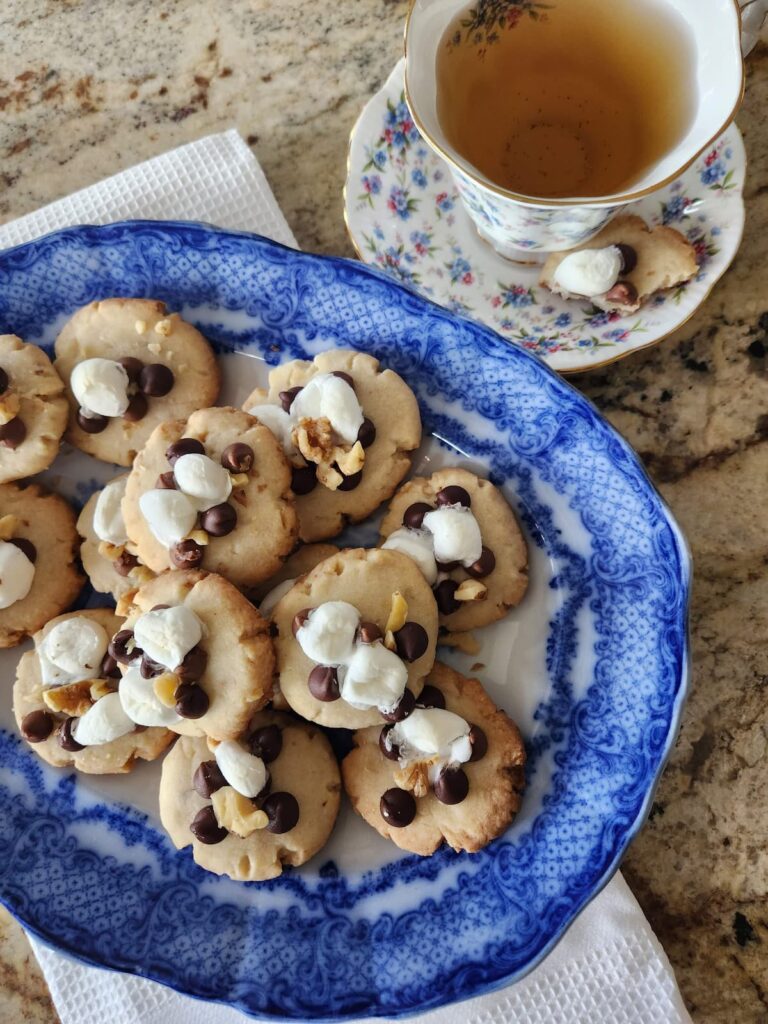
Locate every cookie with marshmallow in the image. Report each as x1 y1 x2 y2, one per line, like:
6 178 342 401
13 608 174 773
0 482 83 648
272 547 438 729
342 662 526 856
379 467 528 632
242 349 421 543
122 406 298 591
77 474 155 603
54 298 220 465
116 568 275 741
159 709 341 881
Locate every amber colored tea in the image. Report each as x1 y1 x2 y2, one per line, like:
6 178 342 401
436 0 696 199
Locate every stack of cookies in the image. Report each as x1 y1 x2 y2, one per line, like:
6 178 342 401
9 298 529 881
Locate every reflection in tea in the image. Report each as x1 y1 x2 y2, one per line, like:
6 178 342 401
436 0 696 199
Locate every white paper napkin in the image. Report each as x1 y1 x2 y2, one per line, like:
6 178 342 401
0 129 692 1024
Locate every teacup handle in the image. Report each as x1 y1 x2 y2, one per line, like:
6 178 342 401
740 0 768 55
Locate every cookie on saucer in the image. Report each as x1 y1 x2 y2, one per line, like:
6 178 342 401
54 298 221 466
0 482 83 648
243 349 421 542
0 335 68 483
115 568 275 741
77 475 155 603
342 662 526 855
13 608 174 773
272 547 438 729
379 467 528 631
159 709 341 881
122 407 298 591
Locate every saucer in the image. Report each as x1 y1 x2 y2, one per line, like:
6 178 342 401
344 59 746 374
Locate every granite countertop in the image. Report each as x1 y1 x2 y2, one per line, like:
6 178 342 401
0 2 766 1021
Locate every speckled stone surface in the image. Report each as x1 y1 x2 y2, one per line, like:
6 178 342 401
0 2 766 1022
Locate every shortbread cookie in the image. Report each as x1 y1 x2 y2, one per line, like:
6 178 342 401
243 349 421 542
13 608 173 773
540 214 698 314
272 547 438 729
116 569 274 741
0 482 83 648
342 662 526 855
54 298 221 465
0 335 68 483
159 709 341 881
122 407 298 591
379 467 528 631
251 543 339 617
77 475 154 602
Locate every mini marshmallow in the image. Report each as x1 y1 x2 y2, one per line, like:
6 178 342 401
296 600 359 665
172 453 232 512
133 605 202 670
214 740 268 798
119 666 183 728
258 577 296 618
552 246 622 298
70 358 130 418
340 642 408 713
0 540 34 610
249 405 297 457
390 707 471 765
291 373 363 445
422 507 482 567
139 489 197 548
381 528 438 585
93 477 128 545
73 691 135 746
38 617 108 687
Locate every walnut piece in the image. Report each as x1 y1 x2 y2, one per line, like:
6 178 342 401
385 591 408 634
153 672 181 708
42 680 96 717
0 514 18 541
454 579 488 602
211 786 269 838
292 416 366 492
394 760 431 798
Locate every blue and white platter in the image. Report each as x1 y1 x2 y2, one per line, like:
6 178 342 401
0 220 690 1020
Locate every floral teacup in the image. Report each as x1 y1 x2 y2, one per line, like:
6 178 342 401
404 0 744 258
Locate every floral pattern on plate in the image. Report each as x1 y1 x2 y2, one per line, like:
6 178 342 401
345 60 746 373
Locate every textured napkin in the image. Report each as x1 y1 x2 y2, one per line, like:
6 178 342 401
0 129 692 1024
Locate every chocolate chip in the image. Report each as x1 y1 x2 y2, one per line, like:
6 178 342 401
170 538 204 569
175 682 210 719
308 665 340 702
604 281 639 306
434 767 469 804
435 485 471 508
76 410 108 434
140 654 165 678
118 356 144 381
0 417 27 448
109 629 141 665
263 791 300 833
139 363 174 397
615 243 638 274
402 502 433 529
380 787 416 827
331 370 354 388
123 392 148 422
200 502 237 536
58 717 84 752
337 469 362 491
357 418 376 448
291 463 317 495
253 776 272 802
292 609 311 636
468 724 488 762
379 725 400 760
175 645 207 683
416 684 445 710
381 688 415 722
8 537 36 562
394 623 428 662
357 620 383 644
220 442 254 473
21 709 54 743
279 386 303 412
155 471 177 489
101 653 121 678
193 759 226 799
113 550 139 576
466 546 496 579
165 437 205 465
190 805 228 844
435 579 460 615
248 723 282 762
0 368 8 395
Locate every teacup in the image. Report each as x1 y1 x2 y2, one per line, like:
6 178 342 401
404 0 744 258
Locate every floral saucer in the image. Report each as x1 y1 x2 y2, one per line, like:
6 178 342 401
344 59 746 374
